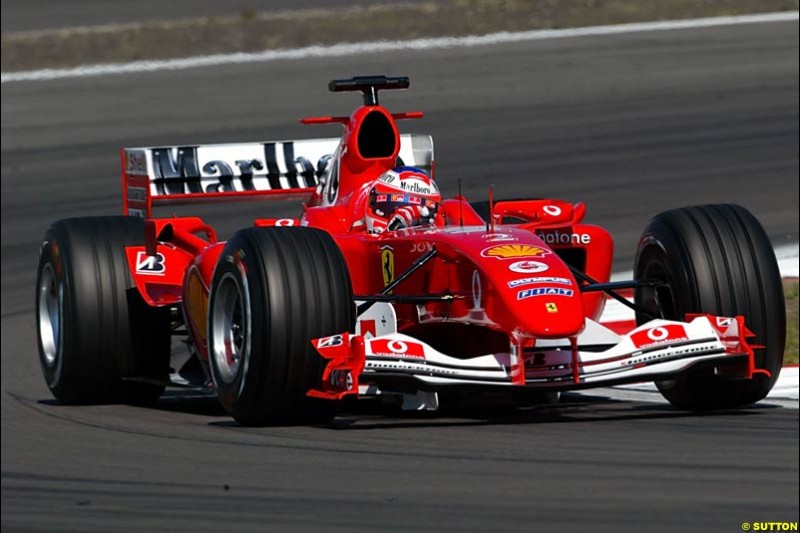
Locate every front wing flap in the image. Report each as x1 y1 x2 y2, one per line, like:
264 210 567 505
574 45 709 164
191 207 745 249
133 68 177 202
307 315 761 398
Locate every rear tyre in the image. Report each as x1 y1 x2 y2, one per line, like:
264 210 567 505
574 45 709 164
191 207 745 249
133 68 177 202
36 217 171 404
207 227 354 426
634 204 785 410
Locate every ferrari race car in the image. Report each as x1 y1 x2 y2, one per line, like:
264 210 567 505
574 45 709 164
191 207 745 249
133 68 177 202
35 76 786 425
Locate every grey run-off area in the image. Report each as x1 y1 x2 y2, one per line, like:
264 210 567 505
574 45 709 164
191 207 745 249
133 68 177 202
1 18 798 533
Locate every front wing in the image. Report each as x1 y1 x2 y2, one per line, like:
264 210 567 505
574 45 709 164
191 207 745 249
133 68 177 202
307 315 762 400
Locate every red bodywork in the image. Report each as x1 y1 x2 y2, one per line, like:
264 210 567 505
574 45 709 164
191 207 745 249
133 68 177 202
121 87 758 398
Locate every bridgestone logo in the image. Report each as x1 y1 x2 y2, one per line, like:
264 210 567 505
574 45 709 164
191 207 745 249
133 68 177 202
537 231 590 245
135 251 166 275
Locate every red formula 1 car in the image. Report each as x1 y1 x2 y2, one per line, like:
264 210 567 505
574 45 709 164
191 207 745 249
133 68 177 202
35 76 786 425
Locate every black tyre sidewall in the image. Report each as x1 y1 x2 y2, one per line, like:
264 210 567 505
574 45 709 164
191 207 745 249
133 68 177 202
207 238 263 413
208 227 354 426
36 232 72 395
35 217 170 404
634 204 786 409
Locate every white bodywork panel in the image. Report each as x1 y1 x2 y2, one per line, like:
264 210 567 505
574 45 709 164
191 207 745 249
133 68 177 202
360 317 733 388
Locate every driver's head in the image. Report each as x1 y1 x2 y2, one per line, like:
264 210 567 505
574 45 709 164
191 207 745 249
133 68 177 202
366 167 440 233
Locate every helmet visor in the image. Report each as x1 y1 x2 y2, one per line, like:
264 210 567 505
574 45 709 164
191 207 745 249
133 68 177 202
369 192 438 218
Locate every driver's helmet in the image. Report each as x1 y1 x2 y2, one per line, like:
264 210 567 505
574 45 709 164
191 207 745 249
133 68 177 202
366 166 441 233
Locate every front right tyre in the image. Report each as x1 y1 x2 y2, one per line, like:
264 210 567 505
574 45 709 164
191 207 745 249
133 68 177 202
634 204 785 410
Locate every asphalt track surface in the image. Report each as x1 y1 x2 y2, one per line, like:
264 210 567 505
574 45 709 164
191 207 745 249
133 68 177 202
2 19 798 533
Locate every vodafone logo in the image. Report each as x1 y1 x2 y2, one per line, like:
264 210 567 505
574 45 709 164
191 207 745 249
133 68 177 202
509 260 549 274
631 325 689 349
537 231 591 245
543 205 562 217
371 339 425 359
388 340 408 353
647 327 669 341
275 218 296 227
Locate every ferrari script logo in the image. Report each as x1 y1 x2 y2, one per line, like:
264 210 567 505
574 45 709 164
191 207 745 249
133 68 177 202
380 246 394 288
481 244 550 260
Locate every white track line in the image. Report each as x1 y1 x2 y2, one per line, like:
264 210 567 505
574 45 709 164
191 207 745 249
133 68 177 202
2 11 797 83
776 244 800 277
594 367 799 407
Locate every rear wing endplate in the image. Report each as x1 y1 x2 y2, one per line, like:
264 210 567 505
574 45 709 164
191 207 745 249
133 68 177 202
122 134 433 218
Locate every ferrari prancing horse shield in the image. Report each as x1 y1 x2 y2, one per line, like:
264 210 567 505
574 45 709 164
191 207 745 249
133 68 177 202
380 245 394 288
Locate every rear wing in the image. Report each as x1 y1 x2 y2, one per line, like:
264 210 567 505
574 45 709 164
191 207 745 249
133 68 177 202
122 134 433 218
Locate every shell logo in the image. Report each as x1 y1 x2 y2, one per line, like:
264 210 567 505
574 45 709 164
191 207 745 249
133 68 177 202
481 244 551 259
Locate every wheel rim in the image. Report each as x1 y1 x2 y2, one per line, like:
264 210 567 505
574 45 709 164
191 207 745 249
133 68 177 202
211 272 249 383
37 263 62 366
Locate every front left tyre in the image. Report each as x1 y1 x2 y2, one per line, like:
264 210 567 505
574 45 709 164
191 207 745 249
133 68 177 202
207 227 354 426
36 217 171 404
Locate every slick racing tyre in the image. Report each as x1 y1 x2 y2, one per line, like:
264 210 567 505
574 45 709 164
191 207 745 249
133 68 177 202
36 217 171 404
634 204 785 410
208 227 354 426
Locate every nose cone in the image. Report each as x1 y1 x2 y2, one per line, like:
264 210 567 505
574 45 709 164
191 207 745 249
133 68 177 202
512 283 585 337
477 240 586 338
422 227 588 339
